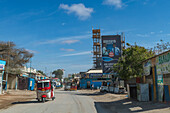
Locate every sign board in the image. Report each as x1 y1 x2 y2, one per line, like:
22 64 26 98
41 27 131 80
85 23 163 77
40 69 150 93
30 81 32 87
0 64 5 70
0 60 6 70
0 60 6 94
89 73 103 78
157 75 163 85
143 60 151 76
102 35 121 73
156 52 170 75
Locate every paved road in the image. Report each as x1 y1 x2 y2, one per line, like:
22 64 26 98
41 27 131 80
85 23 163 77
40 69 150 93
0 89 97 113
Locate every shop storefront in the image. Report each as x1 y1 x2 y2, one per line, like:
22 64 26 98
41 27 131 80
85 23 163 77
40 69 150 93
156 51 170 102
143 50 170 102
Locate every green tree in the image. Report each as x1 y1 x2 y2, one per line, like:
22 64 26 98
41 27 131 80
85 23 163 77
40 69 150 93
72 74 75 79
64 78 69 82
52 69 63 80
113 43 155 80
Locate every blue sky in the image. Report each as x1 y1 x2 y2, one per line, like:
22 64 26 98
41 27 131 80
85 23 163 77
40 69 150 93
0 0 170 77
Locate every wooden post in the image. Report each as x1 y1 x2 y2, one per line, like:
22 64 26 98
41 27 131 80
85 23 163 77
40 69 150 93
152 66 157 101
143 76 146 83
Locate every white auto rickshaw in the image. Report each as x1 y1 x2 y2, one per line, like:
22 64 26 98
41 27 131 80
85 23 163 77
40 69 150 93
36 79 55 102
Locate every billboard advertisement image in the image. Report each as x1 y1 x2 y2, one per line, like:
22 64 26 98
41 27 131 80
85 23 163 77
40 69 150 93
102 35 121 74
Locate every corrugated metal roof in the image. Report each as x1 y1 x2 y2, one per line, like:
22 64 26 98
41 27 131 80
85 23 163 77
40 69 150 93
87 69 103 73
143 50 170 62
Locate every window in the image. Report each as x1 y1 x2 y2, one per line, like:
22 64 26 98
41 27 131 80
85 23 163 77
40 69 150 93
44 82 49 87
37 83 42 88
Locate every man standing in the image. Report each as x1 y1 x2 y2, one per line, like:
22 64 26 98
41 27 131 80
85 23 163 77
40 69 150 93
112 43 120 56
91 84 94 90
103 43 109 55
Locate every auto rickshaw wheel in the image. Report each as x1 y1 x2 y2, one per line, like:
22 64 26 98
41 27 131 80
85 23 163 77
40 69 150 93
52 97 55 101
42 97 45 103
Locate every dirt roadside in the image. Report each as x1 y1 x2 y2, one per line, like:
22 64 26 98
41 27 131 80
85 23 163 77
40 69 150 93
79 89 170 113
0 90 36 109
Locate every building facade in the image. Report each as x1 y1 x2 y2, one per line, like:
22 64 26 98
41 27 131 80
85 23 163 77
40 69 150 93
143 50 170 102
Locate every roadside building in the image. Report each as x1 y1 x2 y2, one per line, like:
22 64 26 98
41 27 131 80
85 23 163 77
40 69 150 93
143 50 170 102
4 66 40 91
126 50 170 102
3 67 21 90
80 69 110 89
36 72 47 80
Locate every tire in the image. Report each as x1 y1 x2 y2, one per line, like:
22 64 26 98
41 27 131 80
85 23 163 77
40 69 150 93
42 97 45 103
38 99 40 102
52 97 55 101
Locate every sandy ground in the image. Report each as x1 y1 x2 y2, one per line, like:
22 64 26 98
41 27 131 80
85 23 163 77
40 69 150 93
0 89 170 113
79 89 170 113
0 89 97 113
79 89 127 102
0 90 36 109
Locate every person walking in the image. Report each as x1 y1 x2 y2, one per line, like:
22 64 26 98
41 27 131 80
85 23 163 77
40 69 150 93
91 84 94 90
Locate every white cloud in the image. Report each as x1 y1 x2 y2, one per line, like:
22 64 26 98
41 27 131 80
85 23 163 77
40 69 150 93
59 3 94 20
60 48 75 52
37 35 90 45
103 0 123 8
61 23 66 26
61 51 91 57
61 40 79 44
150 32 155 35
136 34 149 37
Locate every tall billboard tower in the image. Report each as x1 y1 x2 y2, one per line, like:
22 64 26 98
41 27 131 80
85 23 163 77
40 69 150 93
92 29 101 69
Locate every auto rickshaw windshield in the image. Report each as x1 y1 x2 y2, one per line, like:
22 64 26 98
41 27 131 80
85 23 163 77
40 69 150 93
37 83 42 88
44 82 49 87
37 82 49 88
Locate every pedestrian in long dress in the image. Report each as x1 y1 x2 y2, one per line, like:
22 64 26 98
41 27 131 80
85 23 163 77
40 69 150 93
91 84 94 90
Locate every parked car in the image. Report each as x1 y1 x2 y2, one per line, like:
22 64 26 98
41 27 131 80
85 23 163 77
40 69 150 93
100 81 113 93
100 80 125 93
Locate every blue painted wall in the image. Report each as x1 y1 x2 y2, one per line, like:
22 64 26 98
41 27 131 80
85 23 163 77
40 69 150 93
151 85 154 101
164 85 170 102
154 66 159 101
91 81 102 88
80 78 103 89
28 78 35 91
80 79 87 88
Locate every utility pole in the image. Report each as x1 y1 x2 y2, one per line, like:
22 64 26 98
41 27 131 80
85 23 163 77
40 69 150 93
30 59 32 78
45 67 47 76
50 72 52 79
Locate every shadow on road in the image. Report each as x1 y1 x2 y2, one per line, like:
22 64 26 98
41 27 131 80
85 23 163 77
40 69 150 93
12 100 49 104
94 98 170 113
76 91 106 96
